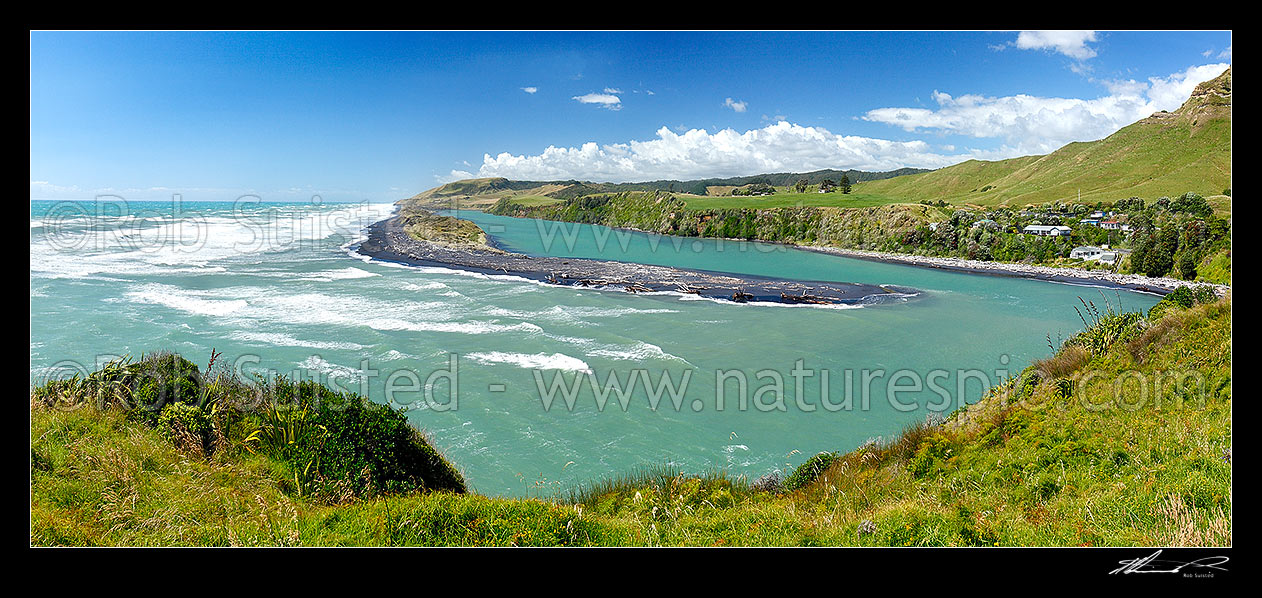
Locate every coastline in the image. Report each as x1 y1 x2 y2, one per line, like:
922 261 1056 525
467 207 1223 297
378 207 1229 298
354 216 915 306
799 245 1229 296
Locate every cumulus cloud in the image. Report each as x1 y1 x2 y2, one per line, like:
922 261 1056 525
454 121 998 183
1013 30 1099 60
724 97 748 113
862 63 1229 155
521 86 538 94
439 63 1229 184
573 92 622 110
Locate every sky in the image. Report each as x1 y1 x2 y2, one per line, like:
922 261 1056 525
30 30 1232 202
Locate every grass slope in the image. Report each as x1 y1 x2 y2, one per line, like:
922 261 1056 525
857 68 1232 210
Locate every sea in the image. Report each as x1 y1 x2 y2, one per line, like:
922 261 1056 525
29 198 1160 496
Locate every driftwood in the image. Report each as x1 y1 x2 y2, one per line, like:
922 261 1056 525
732 291 753 303
780 292 834 305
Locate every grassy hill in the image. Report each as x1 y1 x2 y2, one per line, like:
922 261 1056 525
32 291 1231 546
857 68 1232 211
404 168 929 211
411 69 1229 216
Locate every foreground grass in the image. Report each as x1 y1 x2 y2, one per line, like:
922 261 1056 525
31 295 1230 546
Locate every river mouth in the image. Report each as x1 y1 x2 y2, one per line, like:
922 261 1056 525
357 213 921 308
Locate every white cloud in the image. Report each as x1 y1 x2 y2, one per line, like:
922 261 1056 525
572 92 622 110
521 86 538 94
1219 46 1232 59
603 87 622 94
458 121 993 183
862 63 1229 155
441 63 1230 184
724 97 748 113
1014 30 1099 60
30 180 82 196
437 169 477 183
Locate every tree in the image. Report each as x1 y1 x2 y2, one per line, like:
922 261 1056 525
747 182 775 196
820 179 837 193
1142 227 1179 277
794 179 809 194
1170 192 1212 217
840 174 852 194
1177 249 1199 280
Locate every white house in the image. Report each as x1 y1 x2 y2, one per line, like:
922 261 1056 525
1070 246 1107 260
1023 225 1072 236
1072 246 1129 265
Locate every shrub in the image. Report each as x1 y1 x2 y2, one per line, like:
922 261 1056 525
129 353 203 416
751 471 782 493
908 434 957 479
783 452 840 492
1165 286 1195 309
1065 310 1144 354
156 402 213 455
260 378 466 499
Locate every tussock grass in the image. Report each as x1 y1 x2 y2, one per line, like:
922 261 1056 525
1032 345 1092 379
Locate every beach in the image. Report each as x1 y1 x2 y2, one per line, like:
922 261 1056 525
800 246 1230 296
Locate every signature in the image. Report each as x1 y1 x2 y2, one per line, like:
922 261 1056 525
1110 550 1229 575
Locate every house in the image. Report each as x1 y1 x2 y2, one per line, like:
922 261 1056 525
1101 220 1122 230
1097 251 1121 265
1023 225 1072 236
1070 246 1107 260
1071 245 1129 265
1080 219 1100 226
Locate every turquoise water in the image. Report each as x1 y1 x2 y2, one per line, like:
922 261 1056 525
30 200 1160 496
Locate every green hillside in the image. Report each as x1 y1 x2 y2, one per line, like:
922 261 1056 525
404 168 930 210
857 68 1232 210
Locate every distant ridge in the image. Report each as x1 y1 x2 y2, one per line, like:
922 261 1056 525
407 168 929 208
857 67 1232 209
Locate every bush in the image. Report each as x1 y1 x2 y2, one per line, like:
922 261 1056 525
156 402 213 454
31 352 467 502
783 452 840 492
261 378 466 499
1191 285 1217 305
1166 286 1194 308
1066 299 1145 354
129 353 203 415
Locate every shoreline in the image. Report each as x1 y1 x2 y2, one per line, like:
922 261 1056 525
799 245 1228 296
355 216 916 306
450 207 1225 297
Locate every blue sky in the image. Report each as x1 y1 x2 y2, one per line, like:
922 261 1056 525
30 30 1231 202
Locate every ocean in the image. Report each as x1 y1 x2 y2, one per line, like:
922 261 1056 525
29 199 1161 496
